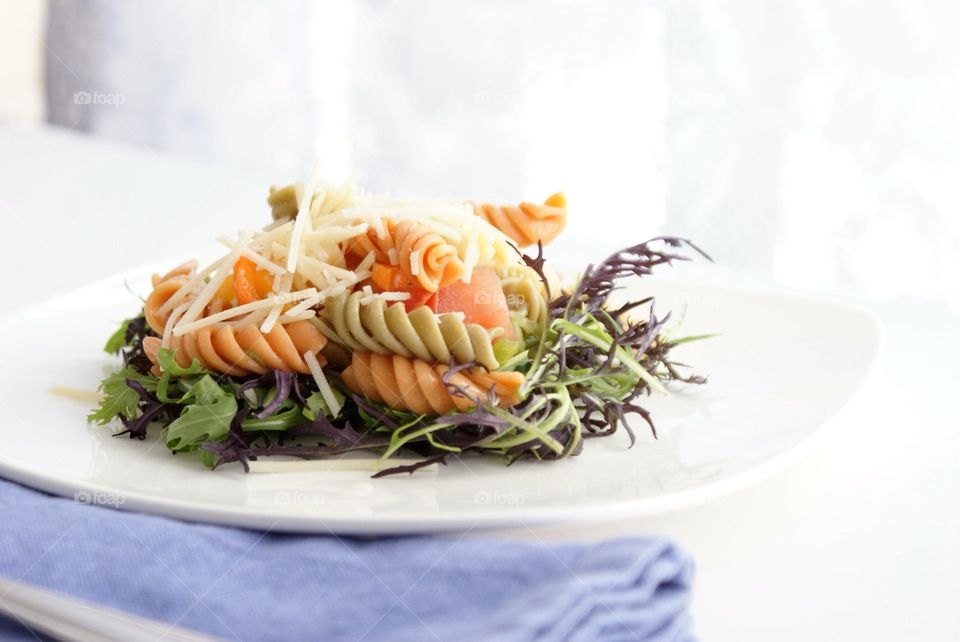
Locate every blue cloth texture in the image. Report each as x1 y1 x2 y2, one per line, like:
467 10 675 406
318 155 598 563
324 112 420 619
0 478 695 641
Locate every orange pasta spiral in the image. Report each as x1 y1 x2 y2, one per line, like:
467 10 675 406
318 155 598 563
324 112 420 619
144 262 197 334
341 352 523 415
473 193 568 247
142 320 327 377
346 219 465 292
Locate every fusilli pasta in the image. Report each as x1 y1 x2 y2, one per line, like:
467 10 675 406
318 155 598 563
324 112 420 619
341 352 523 415
318 291 500 369
473 193 567 248
144 262 197 334
497 265 548 323
142 319 326 377
267 184 299 221
346 219 464 292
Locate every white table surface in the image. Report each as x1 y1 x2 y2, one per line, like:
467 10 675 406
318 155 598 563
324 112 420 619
1 124 957 642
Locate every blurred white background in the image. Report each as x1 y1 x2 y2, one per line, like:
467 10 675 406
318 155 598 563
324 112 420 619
1 0 957 309
2 5 958 641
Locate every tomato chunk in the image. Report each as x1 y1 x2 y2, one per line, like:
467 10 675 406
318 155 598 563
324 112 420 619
434 268 514 340
370 263 397 292
232 257 274 305
369 263 436 311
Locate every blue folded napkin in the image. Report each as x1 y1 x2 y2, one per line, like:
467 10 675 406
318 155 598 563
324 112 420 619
0 478 695 641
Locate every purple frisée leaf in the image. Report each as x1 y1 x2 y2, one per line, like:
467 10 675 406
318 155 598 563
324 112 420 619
254 371 292 419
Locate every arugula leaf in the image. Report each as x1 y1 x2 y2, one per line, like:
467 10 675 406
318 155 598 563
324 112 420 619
156 348 206 377
91 237 710 477
164 375 237 452
103 319 132 354
151 349 208 403
87 368 159 425
184 376 231 405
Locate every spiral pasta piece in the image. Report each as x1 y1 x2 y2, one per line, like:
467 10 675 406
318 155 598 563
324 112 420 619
341 352 523 415
498 265 549 323
346 219 465 292
267 184 300 221
318 291 500 369
142 319 327 377
473 193 567 248
144 262 197 335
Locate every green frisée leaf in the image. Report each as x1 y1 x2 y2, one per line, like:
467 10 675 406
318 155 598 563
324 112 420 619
552 318 667 396
665 333 720 346
87 368 158 425
103 319 132 354
91 235 710 477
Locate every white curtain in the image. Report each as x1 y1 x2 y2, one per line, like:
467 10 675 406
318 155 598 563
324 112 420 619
45 0 960 308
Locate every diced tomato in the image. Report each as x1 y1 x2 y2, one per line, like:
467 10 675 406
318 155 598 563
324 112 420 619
433 268 515 340
404 289 436 311
343 251 364 271
213 277 236 305
369 263 436 312
232 257 274 305
370 263 397 292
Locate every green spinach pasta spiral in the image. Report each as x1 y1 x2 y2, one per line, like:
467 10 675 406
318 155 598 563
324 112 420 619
317 291 500 370
497 265 548 323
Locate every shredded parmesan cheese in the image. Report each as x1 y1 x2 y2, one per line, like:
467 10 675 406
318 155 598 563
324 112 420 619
162 301 191 349
287 165 324 273
50 386 103 403
461 217 479 283
359 290 412 306
175 235 248 329
298 255 355 280
370 214 387 239
157 257 221 318
284 291 325 317
155 177 528 356
279 310 317 323
408 249 421 276
234 308 271 329
173 288 318 336
260 270 295 334
318 280 349 299
304 351 342 418
302 224 368 243
356 250 376 274
216 235 285 274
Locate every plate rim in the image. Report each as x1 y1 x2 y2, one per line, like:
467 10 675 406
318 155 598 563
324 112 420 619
0 263 884 534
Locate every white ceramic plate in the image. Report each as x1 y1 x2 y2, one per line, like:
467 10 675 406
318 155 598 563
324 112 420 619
0 262 880 534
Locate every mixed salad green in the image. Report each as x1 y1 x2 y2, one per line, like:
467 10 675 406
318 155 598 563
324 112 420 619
90 238 709 476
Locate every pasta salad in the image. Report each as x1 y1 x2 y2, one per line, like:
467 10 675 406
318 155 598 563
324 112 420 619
89 177 709 475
